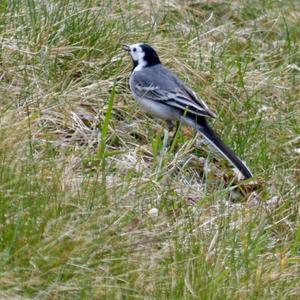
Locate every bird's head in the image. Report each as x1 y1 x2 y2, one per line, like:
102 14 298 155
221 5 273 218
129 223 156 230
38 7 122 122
122 43 161 71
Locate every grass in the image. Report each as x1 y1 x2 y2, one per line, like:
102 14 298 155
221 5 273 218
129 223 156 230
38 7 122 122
0 0 300 299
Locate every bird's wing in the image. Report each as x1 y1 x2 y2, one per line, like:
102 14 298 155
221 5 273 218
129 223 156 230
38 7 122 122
131 66 216 118
179 85 216 118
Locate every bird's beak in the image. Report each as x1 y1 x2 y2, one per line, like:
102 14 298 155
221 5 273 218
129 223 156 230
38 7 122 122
122 44 130 52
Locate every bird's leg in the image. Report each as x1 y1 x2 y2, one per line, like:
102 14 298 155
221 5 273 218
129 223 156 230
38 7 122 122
166 120 174 131
157 121 180 177
157 120 172 150
168 120 180 149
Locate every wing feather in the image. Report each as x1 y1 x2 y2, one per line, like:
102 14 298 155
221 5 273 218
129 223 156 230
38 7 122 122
131 66 216 118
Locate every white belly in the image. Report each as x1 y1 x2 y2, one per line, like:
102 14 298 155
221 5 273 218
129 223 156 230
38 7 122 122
136 96 179 120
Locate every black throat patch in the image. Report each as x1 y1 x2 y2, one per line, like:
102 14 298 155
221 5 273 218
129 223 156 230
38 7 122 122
132 59 138 71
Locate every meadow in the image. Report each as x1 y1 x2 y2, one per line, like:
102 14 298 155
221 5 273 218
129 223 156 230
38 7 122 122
0 0 300 298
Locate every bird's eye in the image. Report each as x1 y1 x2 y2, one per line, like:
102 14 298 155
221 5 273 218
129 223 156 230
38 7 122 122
133 48 137 52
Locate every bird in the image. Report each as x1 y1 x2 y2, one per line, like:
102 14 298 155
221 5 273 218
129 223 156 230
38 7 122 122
122 43 253 179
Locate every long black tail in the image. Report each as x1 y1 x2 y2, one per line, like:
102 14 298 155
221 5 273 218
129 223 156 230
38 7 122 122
195 118 253 179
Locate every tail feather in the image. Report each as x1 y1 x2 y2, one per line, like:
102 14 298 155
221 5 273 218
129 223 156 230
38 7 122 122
195 118 253 179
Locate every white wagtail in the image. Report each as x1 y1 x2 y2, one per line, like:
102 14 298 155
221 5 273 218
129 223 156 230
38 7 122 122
123 43 253 179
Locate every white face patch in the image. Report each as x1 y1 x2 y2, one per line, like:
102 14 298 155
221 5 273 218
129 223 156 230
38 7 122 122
129 44 147 71
129 44 144 61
